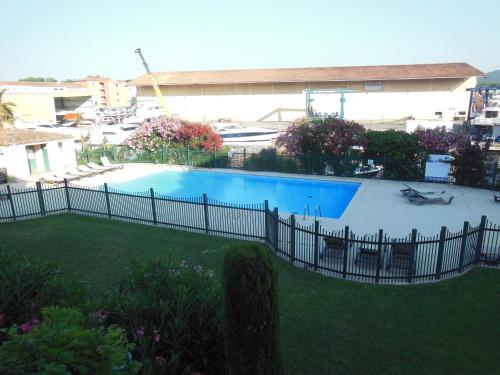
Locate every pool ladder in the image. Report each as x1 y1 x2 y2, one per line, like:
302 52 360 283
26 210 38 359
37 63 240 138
303 204 322 220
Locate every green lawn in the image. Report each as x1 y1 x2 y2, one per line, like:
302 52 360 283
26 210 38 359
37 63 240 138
2 214 500 375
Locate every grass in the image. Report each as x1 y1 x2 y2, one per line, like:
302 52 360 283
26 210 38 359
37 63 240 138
2 214 500 375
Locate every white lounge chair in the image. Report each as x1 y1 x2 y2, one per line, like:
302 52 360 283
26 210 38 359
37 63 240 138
87 162 113 172
100 156 123 170
78 165 104 175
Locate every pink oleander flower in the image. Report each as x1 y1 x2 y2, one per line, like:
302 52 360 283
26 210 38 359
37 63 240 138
155 355 167 365
95 309 108 320
19 322 33 333
134 326 145 339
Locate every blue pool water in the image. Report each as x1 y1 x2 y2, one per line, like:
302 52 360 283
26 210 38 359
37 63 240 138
109 171 360 219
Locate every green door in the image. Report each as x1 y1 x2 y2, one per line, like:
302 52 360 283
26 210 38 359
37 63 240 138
41 144 50 172
26 146 37 175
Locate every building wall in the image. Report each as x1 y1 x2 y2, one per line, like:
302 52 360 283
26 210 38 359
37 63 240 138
4 93 57 122
136 77 477 122
76 78 130 107
0 139 76 180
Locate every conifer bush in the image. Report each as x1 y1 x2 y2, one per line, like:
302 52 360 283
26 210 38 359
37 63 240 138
223 244 282 375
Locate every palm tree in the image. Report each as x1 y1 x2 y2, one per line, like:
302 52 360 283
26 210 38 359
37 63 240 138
0 89 16 129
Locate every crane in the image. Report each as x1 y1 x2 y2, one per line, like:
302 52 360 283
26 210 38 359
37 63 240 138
134 48 170 116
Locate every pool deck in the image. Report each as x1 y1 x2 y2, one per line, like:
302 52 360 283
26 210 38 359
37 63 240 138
61 163 500 238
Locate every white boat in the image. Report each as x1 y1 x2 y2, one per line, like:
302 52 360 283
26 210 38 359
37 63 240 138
473 95 500 126
212 122 280 143
88 125 130 145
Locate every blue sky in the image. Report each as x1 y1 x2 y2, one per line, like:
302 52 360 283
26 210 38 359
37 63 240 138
0 0 497 81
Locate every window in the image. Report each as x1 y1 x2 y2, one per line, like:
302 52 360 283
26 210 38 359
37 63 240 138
58 142 63 151
458 111 466 116
485 111 498 118
435 112 443 116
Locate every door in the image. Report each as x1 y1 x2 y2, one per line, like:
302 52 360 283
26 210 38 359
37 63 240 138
41 144 51 171
26 146 38 175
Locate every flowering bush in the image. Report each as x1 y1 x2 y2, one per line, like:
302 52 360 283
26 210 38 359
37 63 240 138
0 307 141 374
126 117 181 151
414 126 469 153
276 116 366 156
104 258 224 374
126 117 222 153
0 249 90 333
177 121 223 152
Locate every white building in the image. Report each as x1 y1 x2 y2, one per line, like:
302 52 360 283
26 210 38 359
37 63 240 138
0 129 76 181
131 63 483 124
0 81 96 124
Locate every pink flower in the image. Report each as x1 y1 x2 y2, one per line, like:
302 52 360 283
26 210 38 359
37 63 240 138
134 326 145 339
155 355 167 365
153 330 160 343
19 322 33 333
95 309 108 320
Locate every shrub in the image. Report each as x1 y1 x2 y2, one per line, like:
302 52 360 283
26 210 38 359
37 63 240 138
243 148 301 173
104 259 224 375
223 244 282 375
414 126 469 153
126 117 181 151
276 116 366 156
365 130 425 180
0 249 90 332
0 307 141 374
451 141 490 186
177 121 223 152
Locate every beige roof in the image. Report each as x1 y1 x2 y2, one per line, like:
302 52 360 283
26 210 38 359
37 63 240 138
0 128 72 146
131 63 484 86
0 81 81 89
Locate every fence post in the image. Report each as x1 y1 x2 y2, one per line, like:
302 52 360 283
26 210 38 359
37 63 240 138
435 226 447 280
6 185 16 220
104 183 112 218
475 215 487 264
203 193 210 234
243 148 247 168
342 226 349 279
458 221 469 274
407 229 418 283
186 148 190 166
35 181 46 216
64 179 71 212
273 207 279 252
213 148 217 168
313 220 320 271
264 200 269 242
150 188 157 225
273 149 277 172
290 214 296 264
375 229 383 283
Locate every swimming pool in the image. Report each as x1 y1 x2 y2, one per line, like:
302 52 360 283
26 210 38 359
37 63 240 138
109 170 360 219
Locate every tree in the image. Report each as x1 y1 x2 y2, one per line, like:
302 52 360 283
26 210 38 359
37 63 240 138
0 89 16 129
276 116 366 156
18 77 58 82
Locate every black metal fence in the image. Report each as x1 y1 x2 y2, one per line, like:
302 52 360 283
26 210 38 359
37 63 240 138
0 181 498 285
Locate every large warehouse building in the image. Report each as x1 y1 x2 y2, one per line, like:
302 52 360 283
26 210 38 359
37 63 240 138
132 62 483 124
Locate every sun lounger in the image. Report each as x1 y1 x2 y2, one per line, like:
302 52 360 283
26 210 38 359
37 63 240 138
65 169 93 178
386 242 416 274
100 156 123 170
400 183 445 197
78 165 104 175
407 191 454 205
87 162 114 171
